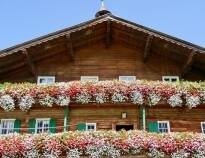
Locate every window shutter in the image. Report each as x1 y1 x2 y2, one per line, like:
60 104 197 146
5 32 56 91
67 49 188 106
28 118 36 134
49 119 57 133
77 123 86 131
148 121 158 133
14 119 21 133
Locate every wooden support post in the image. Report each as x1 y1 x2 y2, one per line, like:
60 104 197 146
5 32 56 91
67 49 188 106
143 35 153 63
142 106 146 131
65 34 74 61
64 106 69 132
22 49 36 77
181 50 196 77
106 20 111 48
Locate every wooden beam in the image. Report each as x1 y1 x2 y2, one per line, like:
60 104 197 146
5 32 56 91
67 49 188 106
181 50 197 77
143 35 153 62
65 34 74 61
22 49 36 77
106 20 111 48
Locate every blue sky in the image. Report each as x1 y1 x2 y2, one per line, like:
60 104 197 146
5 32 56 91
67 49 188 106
0 0 205 50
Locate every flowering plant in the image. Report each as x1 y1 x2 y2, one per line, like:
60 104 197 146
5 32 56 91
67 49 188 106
0 80 205 111
0 131 205 158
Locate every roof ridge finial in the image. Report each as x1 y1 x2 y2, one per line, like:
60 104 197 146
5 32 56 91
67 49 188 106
100 0 107 11
95 0 111 18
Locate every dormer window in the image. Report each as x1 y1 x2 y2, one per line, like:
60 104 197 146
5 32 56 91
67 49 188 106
119 76 136 82
81 76 99 82
162 76 179 82
37 76 55 85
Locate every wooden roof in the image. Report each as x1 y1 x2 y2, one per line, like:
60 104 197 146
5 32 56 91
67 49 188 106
0 14 205 76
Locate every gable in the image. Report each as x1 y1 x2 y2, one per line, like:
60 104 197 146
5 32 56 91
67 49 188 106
0 14 205 82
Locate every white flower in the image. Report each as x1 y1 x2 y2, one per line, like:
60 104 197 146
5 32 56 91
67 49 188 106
186 95 200 109
67 149 82 158
131 90 143 105
148 93 161 106
167 94 183 107
147 148 165 158
55 96 70 106
19 96 35 111
0 95 15 111
95 93 107 104
111 93 127 103
200 92 205 104
171 150 190 158
76 92 91 104
39 95 55 107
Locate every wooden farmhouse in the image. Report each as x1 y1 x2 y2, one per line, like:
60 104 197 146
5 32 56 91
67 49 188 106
0 4 205 135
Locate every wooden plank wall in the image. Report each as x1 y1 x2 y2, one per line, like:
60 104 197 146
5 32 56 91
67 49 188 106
147 104 205 132
69 104 139 131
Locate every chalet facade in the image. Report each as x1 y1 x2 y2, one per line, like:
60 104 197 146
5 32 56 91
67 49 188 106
0 4 205 135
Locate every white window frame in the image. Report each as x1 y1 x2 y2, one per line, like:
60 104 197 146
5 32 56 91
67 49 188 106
0 119 15 135
201 122 205 134
158 121 170 133
81 76 99 82
37 76 55 85
86 123 97 131
162 76 179 82
119 76 136 82
35 118 50 134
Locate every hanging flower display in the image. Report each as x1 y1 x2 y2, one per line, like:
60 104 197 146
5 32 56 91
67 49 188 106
167 94 183 107
130 90 144 105
0 131 204 158
19 96 35 111
55 96 70 106
0 80 205 111
39 95 55 107
148 93 161 106
0 95 15 111
111 93 127 103
186 95 201 109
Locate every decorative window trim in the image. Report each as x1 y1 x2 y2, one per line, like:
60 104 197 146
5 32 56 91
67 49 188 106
158 121 170 133
162 76 179 82
0 119 15 135
119 76 136 82
86 123 97 131
35 118 50 134
201 122 205 134
37 76 55 85
81 76 99 82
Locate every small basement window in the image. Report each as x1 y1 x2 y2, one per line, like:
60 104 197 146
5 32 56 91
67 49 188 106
201 122 205 134
119 76 136 82
0 119 15 135
35 119 50 134
86 123 96 131
37 76 55 85
162 76 179 82
158 121 170 133
81 76 99 82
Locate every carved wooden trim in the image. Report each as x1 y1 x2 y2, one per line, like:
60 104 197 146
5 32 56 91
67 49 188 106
22 49 36 77
181 50 197 77
106 20 111 48
143 35 153 63
65 34 74 61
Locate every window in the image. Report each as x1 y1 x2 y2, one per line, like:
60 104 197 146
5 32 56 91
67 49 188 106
119 76 136 82
162 76 179 82
35 119 50 134
158 121 170 133
86 123 96 131
201 122 205 134
81 76 99 82
0 119 15 135
37 76 55 85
